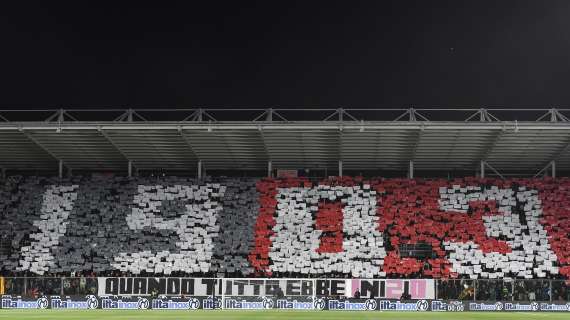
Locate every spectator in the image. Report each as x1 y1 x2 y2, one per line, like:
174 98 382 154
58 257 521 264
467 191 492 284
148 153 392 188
354 289 361 299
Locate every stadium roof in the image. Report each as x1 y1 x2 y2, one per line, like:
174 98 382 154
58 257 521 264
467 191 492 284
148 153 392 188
1 108 570 176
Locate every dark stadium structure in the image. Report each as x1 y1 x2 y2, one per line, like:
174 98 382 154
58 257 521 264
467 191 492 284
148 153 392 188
1 108 570 311
0 107 569 177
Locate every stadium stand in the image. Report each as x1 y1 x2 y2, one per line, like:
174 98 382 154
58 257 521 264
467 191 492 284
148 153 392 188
1 175 570 282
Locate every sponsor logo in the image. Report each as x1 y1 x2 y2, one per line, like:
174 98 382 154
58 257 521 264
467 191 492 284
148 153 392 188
202 297 222 309
100 296 148 309
189 298 200 310
86 295 99 309
9 295 570 313
50 296 90 309
137 298 149 309
540 303 570 311
275 299 314 310
151 297 200 310
365 299 377 311
314 298 326 310
328 299 378 311
1 296 43 309
469 302 503 311
378 300 425 311
431 300 464 312
224 298 273 310
262 297 274 309
416 300 429 311
502 302 540 311
37 297 49 309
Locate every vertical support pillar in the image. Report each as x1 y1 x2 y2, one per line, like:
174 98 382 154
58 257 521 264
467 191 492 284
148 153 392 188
267 161 272 178
549 280 553 302
480 160 485 178
552 160 556 179
408 160 414 179
128 160 133 178
197 160 202 180
338 160 343 177
435 279 439 300
312 279 317 306
512 281 515 301
58 160 63 179
221 278 225 310
1 168 5 181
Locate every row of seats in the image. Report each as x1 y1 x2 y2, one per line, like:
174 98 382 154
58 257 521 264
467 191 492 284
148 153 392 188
1 175 569 279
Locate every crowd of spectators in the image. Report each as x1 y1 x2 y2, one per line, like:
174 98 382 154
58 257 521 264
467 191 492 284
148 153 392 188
437 279 570 302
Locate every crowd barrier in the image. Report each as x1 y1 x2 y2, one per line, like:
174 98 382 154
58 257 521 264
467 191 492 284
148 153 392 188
1 277 569 311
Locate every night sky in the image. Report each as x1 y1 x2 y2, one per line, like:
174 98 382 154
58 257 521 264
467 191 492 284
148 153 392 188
1 1 570 109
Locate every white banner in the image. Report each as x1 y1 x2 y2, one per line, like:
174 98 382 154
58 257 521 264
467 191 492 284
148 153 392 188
97 278 434 299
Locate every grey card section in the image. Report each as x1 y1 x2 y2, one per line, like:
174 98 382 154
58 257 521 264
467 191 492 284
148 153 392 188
212 178 260 276
53 176 194 274
0 176 47 271
3 175 261 276
51 176 140 273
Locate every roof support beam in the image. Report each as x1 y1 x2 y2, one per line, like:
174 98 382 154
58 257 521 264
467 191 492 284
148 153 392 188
474 129 504 168
536 108 569 122
322 108 358 122
20 130 65 171
408 127 423 167
113 109 148 122
482 161 505 179
182 108 217 122
465 108 500 122
45 109 79 123
536 134 570 172
256 128 272 169
128 160 133 178
177 128 201 172
98 129 133 171
394 108 429 122
253 108 288 122
197 160 203 179
534 161 556 179
58 160 63 179
337 127 343 174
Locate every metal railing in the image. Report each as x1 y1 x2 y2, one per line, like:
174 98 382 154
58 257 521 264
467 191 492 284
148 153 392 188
0 107 570 123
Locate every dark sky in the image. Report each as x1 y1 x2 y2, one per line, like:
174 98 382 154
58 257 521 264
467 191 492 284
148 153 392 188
1 1 570 109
